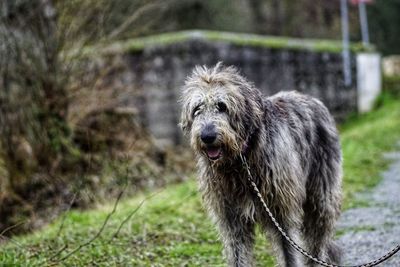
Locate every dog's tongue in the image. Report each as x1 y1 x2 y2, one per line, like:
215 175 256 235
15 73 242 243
207 147 221 159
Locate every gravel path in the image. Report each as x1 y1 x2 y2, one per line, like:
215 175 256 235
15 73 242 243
337 150 400 266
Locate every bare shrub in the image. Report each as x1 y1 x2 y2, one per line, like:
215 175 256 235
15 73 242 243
0 0 182 235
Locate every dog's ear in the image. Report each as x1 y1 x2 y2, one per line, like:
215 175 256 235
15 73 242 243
178 121 187 133
179 77 195 134
179 99 191 134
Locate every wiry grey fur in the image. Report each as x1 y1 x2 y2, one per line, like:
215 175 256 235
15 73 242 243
180 63 342 267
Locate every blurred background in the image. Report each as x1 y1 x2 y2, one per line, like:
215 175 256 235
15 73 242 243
0 0 400 265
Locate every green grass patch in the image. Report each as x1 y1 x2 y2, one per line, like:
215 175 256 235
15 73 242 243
335 225 377 237
87 30 373 56
1 94 399 266
340 94 400 209
0 181 275 266
383 75 400 97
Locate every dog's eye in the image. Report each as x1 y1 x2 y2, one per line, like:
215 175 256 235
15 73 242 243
192 105 201 117
217 102 227 112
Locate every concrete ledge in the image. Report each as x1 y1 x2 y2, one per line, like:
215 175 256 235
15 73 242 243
83 30 374 56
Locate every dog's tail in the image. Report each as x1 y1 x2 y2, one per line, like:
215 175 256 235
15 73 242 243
327 241 342 264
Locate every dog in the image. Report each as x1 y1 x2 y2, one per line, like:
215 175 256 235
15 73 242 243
179 63 342 266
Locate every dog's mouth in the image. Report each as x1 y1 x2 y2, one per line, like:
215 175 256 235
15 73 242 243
205 146 222 160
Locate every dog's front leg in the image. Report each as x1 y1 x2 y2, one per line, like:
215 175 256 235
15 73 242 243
262 222 303 267
215 206 255 267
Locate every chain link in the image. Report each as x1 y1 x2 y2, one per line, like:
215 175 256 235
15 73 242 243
239 154 400 267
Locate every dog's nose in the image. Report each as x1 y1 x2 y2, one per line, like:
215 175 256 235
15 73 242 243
201 124 217 144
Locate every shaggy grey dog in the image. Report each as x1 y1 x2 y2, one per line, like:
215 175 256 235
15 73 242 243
180 63 342 267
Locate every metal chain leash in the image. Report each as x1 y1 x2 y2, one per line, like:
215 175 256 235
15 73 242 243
239 154 400 267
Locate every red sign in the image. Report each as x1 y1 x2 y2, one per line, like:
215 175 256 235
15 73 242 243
350 0 374 4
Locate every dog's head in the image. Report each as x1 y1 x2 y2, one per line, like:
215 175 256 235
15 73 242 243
180 63 264 164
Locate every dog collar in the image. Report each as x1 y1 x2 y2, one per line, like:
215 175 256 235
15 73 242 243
242 129 256 155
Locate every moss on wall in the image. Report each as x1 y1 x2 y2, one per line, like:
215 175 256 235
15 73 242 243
95 30 374 55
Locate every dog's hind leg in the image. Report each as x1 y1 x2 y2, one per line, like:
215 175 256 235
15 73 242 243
302 195 342 266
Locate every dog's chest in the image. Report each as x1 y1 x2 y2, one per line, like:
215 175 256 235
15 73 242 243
211 170 261 221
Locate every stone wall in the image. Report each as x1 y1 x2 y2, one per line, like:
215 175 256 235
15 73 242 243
90 31 378 146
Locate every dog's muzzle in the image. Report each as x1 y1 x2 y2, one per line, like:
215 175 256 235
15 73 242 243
200 124 222 160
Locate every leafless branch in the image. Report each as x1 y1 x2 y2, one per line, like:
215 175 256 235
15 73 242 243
110 189 163 240
0 235 24 249
55 193 77 237
47 244 68 262
0 220 27 237
50 185 127 263
107 2 162 40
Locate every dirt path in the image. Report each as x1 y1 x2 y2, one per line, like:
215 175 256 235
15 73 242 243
337 150 400 266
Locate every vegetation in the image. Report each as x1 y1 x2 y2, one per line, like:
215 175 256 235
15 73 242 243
85 0 399 55
1 0 399 265
368 0 400 55
383 75 400 97
0 0 84 233
1 93 399 266
2 0 399 236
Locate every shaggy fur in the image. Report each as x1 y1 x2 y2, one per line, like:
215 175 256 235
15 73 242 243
180 63 342 267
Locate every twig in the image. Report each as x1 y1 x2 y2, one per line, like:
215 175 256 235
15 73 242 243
47 244 68 262
110 189 163 240
0 235 24 249
106 2 161 40
0 220 26 237
50 185 126 263
55 193 77 237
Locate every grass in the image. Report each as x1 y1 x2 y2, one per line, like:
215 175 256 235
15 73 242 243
335 225 377 237
1 94 399 266
340 94 400 209
83 30 374 56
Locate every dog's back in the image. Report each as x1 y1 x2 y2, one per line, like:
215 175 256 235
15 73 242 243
265 91 343 264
